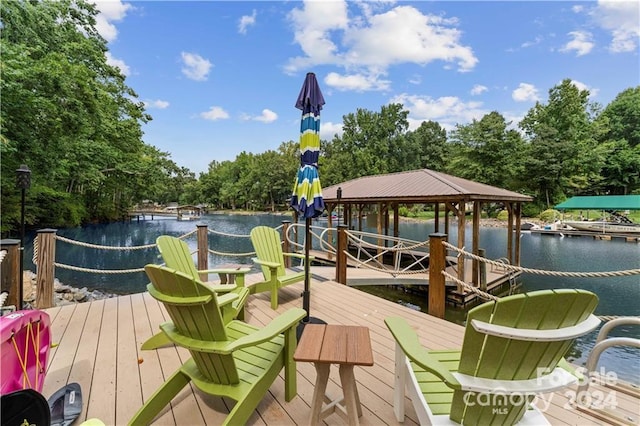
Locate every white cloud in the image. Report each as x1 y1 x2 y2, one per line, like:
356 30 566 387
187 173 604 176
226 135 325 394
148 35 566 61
568 79 600 98
286 1 477 91
512 83 540 102
408 74 422 85
200 106 229 121
144 99 170 109
320 121 344 140
92 0 132 42
105 51 130 76
572 5 584 13
592 0 640 53
521 36 543 49
253 109 278 123
560 31 594 56
325 72 391 92
390 93 487 132
470 84 488 96
239 9 257 34
181 52 212 81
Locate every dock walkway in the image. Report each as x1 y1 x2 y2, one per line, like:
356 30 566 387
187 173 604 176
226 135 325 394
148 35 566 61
41 272 639 425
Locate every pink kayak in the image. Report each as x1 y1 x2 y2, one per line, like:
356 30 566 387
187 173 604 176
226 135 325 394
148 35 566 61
0 310 51 394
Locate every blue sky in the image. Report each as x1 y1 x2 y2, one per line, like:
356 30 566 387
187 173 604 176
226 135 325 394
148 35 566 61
95 0 640 175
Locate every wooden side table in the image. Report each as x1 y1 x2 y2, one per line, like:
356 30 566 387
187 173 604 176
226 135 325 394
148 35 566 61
294 324 374 425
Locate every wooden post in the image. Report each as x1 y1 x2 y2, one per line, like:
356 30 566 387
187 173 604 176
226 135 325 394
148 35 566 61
514 203 522 266
393 203 399 239
479 248 487 291
282 221 292 267
336 225 348 284
196 224 208 281
0 239 20 309
506 202 514 265
428 233 447 319
472 201 481 287
35 229 56 309
434 203 440 233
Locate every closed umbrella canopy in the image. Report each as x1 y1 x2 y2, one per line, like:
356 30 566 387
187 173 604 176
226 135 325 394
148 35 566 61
290 72 326 328
290 72 325 218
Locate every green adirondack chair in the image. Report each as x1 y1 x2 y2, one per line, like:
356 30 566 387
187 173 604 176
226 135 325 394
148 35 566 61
385 289 600 425
249 226 311 310
130 264 306 426
141 235 250 350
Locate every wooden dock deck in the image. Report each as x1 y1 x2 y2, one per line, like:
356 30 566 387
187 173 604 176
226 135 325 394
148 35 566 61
41 272 639 425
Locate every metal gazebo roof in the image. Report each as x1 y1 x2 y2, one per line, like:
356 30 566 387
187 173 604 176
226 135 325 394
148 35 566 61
321 169 533 204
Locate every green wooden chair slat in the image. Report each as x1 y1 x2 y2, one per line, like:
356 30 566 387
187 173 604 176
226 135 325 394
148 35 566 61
129 264 306 426
385 289 600 425
249 226 310 309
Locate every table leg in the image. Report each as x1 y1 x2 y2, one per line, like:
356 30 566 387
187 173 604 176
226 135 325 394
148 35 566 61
310 363 331 426
339 365 361 425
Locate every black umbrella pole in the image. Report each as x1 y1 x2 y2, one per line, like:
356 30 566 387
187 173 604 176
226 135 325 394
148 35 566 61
302 218 311 322
297 217 326 340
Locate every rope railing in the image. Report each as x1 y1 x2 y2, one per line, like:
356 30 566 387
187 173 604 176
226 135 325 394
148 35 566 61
208 248 255 257
32 230 197 274
343 251 429 276
442 241 640 278
207 228 251 239
340 230 429 276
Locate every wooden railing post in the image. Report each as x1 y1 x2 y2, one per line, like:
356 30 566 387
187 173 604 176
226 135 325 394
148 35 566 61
428 233 447 319
336 225 348 284
196 224 208 281
0 239 20 309
479 248 487 291
282 221 291 268
35 229 56 309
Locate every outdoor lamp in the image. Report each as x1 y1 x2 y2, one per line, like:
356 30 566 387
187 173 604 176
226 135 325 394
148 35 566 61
16 164 31 310
337 187 342 228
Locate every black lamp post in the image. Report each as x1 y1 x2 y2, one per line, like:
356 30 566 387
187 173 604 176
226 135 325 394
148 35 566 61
16 164 31 310
336 186 342 228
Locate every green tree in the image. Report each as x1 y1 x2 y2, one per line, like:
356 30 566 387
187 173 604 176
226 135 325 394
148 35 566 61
519 79 601 206
0 0 156 230
405 120 449 171
596 87 640 194
447 112 525 190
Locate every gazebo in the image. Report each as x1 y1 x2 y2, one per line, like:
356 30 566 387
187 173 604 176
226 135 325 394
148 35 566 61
299 169 533 288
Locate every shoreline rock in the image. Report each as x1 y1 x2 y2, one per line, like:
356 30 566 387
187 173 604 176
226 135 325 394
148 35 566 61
21 270 117 308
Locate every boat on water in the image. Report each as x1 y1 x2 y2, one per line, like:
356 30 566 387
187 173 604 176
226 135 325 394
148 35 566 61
563 220 640 234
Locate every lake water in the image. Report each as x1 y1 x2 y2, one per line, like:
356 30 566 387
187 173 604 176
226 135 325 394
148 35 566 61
23 213 640 384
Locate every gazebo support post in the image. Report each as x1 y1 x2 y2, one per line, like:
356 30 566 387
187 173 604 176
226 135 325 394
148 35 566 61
428 233 447 319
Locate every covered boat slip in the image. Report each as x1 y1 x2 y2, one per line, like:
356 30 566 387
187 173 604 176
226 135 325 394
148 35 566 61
311 169 533 290
554 195 640 238
40 273 639 425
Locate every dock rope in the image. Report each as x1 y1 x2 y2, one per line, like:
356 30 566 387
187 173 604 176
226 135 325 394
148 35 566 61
442 241 640 278
31 230 196 274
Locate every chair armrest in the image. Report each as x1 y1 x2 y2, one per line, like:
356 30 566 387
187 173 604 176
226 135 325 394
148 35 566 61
225 308 306 352
198 267 251 275
217 292 239 307
385 317 460 388
208 284 240 293
283 253 314 261
160 308 306 354
252 258 280 269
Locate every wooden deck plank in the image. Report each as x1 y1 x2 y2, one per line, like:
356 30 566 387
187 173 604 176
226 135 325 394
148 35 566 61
116 295 144 425
39 271 637 425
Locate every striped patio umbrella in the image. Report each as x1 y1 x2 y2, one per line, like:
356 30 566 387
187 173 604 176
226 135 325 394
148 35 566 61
290 72 325 218
290 72 326 327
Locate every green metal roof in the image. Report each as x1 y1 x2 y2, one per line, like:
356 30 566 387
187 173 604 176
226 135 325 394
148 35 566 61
554 195 640 210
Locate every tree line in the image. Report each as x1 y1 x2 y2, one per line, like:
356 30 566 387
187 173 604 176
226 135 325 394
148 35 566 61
2 0 638 235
